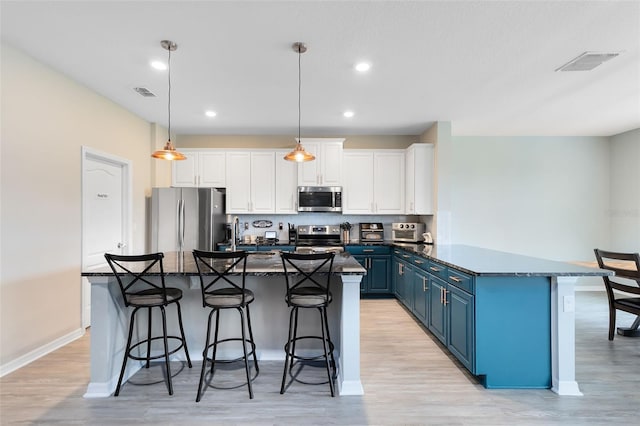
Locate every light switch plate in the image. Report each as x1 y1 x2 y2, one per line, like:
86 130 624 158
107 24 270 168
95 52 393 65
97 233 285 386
563 295 575 312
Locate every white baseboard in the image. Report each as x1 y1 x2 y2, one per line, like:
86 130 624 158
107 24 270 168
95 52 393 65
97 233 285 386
0 328 85 377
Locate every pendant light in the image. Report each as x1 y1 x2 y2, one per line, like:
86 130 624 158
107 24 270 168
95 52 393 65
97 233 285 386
152 40 186 161
284 42 315 162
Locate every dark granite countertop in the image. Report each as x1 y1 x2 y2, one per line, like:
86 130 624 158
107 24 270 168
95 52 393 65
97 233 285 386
390 243 612 277
82 250 366 276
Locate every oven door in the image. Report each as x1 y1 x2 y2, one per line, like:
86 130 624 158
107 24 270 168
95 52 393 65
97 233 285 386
392 229 418 242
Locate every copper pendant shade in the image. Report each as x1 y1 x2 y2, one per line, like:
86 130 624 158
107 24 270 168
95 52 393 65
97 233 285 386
151 40 186 161
284 42 315 163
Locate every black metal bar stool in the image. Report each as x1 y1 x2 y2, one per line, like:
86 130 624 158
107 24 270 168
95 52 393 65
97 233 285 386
192 250 259 402
280 251 337 396
104 252 192 396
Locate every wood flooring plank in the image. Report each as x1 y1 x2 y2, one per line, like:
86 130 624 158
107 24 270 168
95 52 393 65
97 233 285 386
1 291 639 425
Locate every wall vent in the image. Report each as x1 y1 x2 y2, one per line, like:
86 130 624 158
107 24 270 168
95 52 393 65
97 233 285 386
555 52 620 72
133 87 156 97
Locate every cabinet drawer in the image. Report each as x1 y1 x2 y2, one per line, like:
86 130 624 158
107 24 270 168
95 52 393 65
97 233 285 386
347 245 391 255
448 269 474 294
426 260 448 280
410 255 428 271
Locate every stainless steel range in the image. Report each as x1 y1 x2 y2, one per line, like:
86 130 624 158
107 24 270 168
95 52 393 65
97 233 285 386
295 225 344 253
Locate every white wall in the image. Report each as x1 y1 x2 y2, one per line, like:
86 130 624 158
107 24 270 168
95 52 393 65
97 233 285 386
448 136 610 262
609 128 640 251
0 44 153 371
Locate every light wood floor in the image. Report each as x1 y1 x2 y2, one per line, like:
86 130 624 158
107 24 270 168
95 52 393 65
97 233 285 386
1 291 639 425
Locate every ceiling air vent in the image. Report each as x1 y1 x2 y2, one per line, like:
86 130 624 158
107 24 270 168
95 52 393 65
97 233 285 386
133 87 156 97
555 52 620 72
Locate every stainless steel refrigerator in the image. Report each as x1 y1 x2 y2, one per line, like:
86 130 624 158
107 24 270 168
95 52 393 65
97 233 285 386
151 187 226 252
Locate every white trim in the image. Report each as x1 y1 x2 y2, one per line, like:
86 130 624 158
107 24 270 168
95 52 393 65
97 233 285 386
81 146 133 329
0 328 85 377
550 276 583 396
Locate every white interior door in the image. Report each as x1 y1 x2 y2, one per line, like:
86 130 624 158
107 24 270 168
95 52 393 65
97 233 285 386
81 147 131 328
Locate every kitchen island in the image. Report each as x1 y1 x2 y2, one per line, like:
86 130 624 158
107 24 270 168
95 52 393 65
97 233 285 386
391 243 612 395
81 250 366 398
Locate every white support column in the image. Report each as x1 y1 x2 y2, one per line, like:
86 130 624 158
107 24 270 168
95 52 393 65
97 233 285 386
550 276 582 396
84 277 123 398
337 274 364 395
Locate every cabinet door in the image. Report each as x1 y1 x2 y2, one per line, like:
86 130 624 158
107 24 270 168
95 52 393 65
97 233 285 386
447 285 475 371
342 152 374 214
373 151 404 214
393 258 404 300
429 277 447 344
297 142 320 185
405 145 416 213
297 139 344 186
402 263 414 310
413 269 429 324
172 154 198 187
353 255 368 292
321 142 343 185
250 152 275 213
199 152 226 187
368 256 391 293
274 151 298 214
407 144 434 215
225 152 251 213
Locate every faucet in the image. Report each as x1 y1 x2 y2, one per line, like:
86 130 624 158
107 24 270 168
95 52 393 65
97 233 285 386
231 216 239 252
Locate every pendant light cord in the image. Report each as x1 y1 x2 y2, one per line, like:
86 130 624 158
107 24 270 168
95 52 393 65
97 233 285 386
298 46 301 142
167 47 172 142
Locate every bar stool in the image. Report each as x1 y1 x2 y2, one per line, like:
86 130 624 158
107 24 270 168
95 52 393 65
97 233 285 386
192 250 259 402
104 252 192 396
280 252 337 396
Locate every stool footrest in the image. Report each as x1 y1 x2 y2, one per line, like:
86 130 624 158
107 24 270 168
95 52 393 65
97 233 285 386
283 336 335 361
127 336 187 362
203 338 257 364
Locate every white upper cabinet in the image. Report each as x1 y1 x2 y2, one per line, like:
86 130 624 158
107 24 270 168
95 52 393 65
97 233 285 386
226 151 275 214
405 143 434 215
172 150 226 187
297 138 344 186
342 150 405 215
342 151 375 214
274 150 299 214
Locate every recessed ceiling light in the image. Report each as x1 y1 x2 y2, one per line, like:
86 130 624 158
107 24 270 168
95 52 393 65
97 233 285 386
151 60 167 71
343 111 355 118
355 62 371 72
205 110 217 118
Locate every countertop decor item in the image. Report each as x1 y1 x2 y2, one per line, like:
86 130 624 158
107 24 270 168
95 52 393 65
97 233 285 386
151 40 186 161
340 222 352 243
284 42 315 163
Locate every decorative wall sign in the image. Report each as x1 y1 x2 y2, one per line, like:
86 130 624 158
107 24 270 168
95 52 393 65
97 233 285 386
252 220 273 228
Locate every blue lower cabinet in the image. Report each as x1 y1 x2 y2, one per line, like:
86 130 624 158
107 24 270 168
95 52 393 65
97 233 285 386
428 276 448 344
447 285 475 372
353 255 367 292
346 246 391 296
413 269 429 325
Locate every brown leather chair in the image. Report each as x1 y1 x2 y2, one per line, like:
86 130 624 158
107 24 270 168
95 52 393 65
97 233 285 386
593 249 640 340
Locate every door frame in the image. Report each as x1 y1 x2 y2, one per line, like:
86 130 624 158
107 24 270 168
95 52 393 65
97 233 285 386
81 146 133 328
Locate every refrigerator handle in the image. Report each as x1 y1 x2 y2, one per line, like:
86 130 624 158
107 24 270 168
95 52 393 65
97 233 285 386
180 199 186 251
176 199 182 251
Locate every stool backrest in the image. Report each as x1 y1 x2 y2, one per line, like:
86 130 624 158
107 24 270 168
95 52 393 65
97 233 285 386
594 249 640 297
104 252 167 307
192 250 249 306
280 252 335 301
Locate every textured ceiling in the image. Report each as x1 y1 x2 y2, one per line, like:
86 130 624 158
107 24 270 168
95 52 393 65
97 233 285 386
1 0 638 137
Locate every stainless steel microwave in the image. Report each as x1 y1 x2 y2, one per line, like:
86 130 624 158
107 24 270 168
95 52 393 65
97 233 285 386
298 186 342 212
